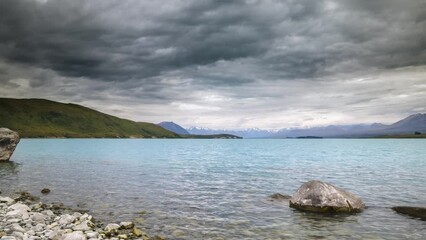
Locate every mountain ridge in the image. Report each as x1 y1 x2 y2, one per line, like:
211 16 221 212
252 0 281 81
158 122 189 135
186 113 426 138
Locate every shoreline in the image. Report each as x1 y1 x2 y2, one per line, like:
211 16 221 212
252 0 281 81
0 192 165 240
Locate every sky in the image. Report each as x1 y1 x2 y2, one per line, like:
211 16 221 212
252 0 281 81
0 0 425 130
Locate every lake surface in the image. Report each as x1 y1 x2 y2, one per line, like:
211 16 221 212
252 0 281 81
1 139 426 239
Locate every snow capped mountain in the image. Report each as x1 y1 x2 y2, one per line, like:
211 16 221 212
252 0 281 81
186 127 276 138
185 113 426 138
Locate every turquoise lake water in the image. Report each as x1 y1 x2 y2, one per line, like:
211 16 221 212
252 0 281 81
1 139 425 239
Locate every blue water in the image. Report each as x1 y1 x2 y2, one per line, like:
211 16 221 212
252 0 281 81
1 139 426 239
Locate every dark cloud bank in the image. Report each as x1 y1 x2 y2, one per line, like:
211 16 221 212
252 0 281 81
0 0 425 129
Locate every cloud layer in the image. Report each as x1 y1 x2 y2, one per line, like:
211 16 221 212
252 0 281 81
1 0 425 129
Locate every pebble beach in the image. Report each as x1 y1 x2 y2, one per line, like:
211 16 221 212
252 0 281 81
0 192 164 240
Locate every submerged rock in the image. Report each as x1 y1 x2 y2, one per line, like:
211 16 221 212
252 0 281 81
392 206 426 221
289 180 365 213
0 128 20 161
15 191 39 202
269 193 291 201
132 227 144 237
41 188 51 194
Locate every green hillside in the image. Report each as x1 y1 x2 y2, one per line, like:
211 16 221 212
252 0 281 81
0 98 180 138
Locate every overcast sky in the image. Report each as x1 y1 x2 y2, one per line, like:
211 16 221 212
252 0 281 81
1 0 425 129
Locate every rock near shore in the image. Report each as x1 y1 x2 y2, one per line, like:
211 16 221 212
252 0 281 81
0 193 159 240
289 180 365 213
0 128 20 161
392 206 426 221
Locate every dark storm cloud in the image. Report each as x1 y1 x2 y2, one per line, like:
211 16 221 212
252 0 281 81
1 0 425 128
1 0 425 84
0 0 277 82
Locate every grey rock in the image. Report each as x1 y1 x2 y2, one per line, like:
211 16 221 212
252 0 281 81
45 229 62 240
11 231 23 239
10 224 25 233
72 212 82 219
85 232 98 239
30 213 46 222
392 206 426 221
0 128 20 161
119 221 134 229
117 234 128 239
42 210 54 217
72 221 93 231
6 210 29 220
79 213 89 221
104 223 120 232
289 180 365 213
1 236 17 240
6 204 30 220
31 224 44 233
62 231 86 240
58 214 75 226
6 219 20 224
47 222 58 229
0 197 15 205
8 203 30 212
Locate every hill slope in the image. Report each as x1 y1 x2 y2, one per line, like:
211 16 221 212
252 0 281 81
385 113 426 133
158 122 189 135
272 113 426 138
0 98 180 138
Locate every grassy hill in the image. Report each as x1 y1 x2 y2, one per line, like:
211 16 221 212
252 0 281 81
0 98 180 138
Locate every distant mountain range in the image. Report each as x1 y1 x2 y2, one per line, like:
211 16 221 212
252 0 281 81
158 122 190 135
183 113 426 138
3 97 423 139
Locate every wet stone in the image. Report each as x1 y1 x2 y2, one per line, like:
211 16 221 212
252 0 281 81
392 206 426 221
0 194 162 240
41 188 51 195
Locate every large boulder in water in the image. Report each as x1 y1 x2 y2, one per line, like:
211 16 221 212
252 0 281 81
0 128 20 161
289 180 365 213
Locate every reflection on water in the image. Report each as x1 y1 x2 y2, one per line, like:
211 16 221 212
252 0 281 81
0 161 21 196
292 210 357 226
290 210 360 239
0 161 20 178
1 139 426 239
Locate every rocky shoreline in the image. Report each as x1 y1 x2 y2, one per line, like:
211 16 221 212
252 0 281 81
0 192 165 240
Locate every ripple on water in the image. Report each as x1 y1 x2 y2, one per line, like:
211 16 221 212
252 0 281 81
1 139 426 239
